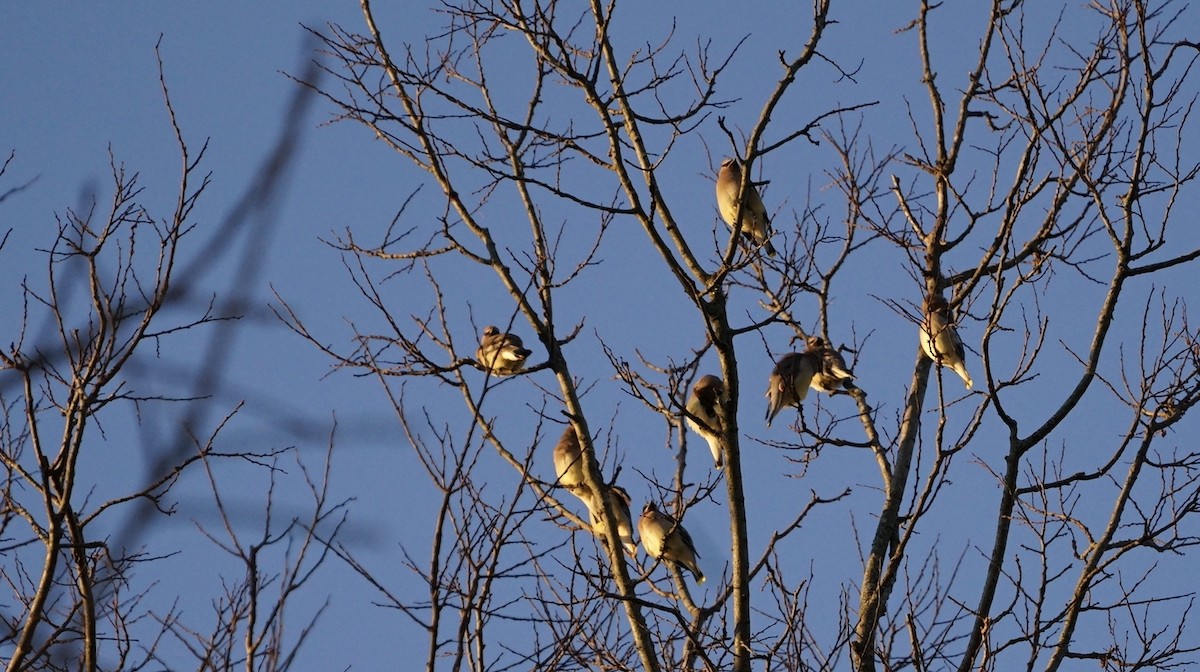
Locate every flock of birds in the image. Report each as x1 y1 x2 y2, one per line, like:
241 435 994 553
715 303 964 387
469 158 975 587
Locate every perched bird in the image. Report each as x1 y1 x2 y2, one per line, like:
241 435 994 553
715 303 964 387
765 351 819 427
715 157 777 257
805 336 856 394
553 425 590 498
685 375 728 467
920 295 973 389
476 325 533 375
638 502 705 584
586 484 637 557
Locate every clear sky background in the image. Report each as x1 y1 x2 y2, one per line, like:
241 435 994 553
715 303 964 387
3 2 1198 670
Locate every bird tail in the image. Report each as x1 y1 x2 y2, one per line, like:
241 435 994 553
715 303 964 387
623 539 637 557
954 365 974 389
707 436 723 469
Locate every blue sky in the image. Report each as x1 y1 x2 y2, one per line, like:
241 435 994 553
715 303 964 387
3 2 1198 669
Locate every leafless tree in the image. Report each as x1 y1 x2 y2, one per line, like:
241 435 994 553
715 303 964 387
288 0 1200 670
0 51 340 672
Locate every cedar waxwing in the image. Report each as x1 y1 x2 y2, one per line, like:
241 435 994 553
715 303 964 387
765 351 819 427
806 336 856 394
685 375 728 467
476 325 533 375
715 158 777 257
920 295 973 389
587 484 637 557
553 425 590 497
638 502 705 584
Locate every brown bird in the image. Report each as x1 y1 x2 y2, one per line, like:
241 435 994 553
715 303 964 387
920 296 973 389
685 375 727 467
476 325 533 375
586 484 637 557
553 425 590 498
765 351 819 427
715 157 777 257
805 336 856 394
638 502 705 584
